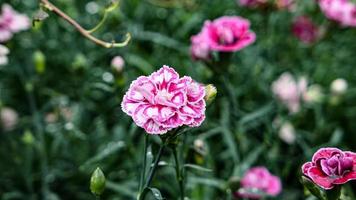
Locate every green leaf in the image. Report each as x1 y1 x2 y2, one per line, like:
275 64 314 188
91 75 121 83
301 176 326 200
147 187 164 200
184 164 213 173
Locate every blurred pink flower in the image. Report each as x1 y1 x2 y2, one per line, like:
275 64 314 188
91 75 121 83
190 32 211 60
0 4 30 42
121 65 206 134
111 56 125 73
272 72 307 113
238 0 268 8
202 16 256 52
0 107 18 131
292 16 320 44
235 167 282 199
302 147 356 190
318 0 356 27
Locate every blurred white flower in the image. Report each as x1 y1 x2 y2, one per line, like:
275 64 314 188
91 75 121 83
85 1 99 14
0 44 9 65
0 107 18 131
272 73 307 113
279 122 296 144
330 78 348 95
111 56 125 73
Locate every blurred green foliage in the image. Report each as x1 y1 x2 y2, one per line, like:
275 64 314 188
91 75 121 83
0 0 355 199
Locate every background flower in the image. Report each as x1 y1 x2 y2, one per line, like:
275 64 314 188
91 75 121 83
236 167 282 199
272 73 308 113
292 16 320 44
195 16 256 53
0 4 30 42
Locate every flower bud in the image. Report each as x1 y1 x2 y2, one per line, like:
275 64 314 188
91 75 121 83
0 44 9 66
303 84 323 104
0 107 18 131
33 50 46 74
278 122 296 144
204 84 217 105
111 56 124 73
22 130 35 145
330 78 348 95
90 167 106 196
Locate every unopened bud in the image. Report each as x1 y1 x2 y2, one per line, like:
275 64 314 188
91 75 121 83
278 122 296 144
330 78 348 95
90 167 106 196
33 51 46 74
303 84 323 104
22 130 35 145
111 56 124 73
0 107 18 131
204 84 217 105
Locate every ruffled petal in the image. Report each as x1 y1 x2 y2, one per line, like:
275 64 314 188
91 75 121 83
307 166 334 190
302 162 314 176
150 65 179 89
312 147 343 163
333 171 356 185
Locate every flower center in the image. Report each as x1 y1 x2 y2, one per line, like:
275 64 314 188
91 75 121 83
217 26 235 45
320 154 353 177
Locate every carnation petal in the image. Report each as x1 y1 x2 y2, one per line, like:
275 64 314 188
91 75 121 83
312 147 343 163
333 171 356 184
302 162 314 175
307 166 334 190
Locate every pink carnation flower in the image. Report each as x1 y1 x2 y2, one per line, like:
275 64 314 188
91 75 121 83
203 16 256 52
271 72 308 113
121 65 206 134
292 16 320 44
0 4 30 42
235 167 282 199
190 16 256 59
190 32 211 60
302 147 356 190
318 0 356 27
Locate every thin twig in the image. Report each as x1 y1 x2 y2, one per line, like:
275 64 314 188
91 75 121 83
40 0 130 48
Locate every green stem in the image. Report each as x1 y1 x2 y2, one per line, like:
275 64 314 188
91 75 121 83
139 134 149 192
138 143 165 200
87 11 108 34
172 147 184 200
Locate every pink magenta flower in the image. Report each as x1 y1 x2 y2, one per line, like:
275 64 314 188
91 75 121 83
0 4 30 42
190 16 256 58
235 167 282 199
203 16 256 52
318 0 356 27
190 32 211 60
272 73 308 113
302 147 356 190
121 65 206 134
292 16 320 44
